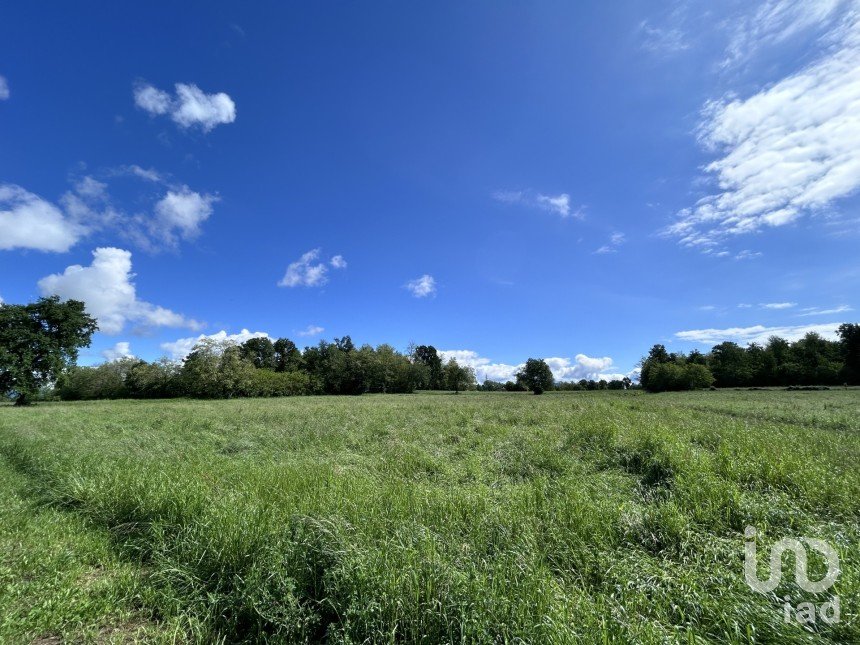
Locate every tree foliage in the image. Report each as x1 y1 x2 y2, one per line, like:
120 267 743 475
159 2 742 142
640 327 858 392
516 358 554 394
0 297 98 405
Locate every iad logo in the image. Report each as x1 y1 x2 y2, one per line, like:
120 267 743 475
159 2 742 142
744 526 841 625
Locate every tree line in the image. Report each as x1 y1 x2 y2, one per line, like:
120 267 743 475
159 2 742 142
57 338 482 401
3 297 857 403
640 324 860 392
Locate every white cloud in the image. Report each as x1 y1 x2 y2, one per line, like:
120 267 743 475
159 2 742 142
734 250 762 260
0 184 85 252
278 249 344 287
595 232 626 254
124 165 162 182
0 75 9 100
134 82 236 132
37 247 202 335
675 322 845 345
161 329 269 360
723 0 847 69
0 170 215 254
102 341 134 362
536 193 572 217
297 324 325 337
492 190 583 218
639 20 689 54
133 84 171 114
668 6 860 251
153 187 217 244
798 304 853 316
438 350 631 383
760 302 797 309
406 274 436 298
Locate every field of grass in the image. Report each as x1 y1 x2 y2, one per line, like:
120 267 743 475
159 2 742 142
0 390 857 643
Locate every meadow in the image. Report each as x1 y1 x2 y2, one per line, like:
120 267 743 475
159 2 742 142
0 390 857 643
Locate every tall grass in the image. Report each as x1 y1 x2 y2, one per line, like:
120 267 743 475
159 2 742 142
0 391 857 643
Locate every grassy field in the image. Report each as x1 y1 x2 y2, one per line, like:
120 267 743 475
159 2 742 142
0 390 857 643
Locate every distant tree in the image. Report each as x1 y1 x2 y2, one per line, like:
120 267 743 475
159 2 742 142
240 337 276 369
516 358 554 395
180 339 255 398
443 358 475 394
709 342 751 387
0 296 98 405
273 338 303 373
687 349 708 366
838 323 860 384
412 345 444 389
479 379 506 391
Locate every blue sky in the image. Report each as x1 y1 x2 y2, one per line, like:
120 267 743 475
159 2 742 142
1 1 858 382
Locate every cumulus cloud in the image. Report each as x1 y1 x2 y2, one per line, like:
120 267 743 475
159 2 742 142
667 6 860 252
675 322 845 345
297 324 325 337
153 187 217 245
0 184 86 252
405 274 436 298
492 190 582 219
278 249 345 288
134 82 236 132
0 169 216 254
161 329 269 360
0 75 9 100
37 247 202 335
438 350 632 383
102 341 134 362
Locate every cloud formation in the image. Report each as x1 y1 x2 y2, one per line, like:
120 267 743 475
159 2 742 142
723 0 847 69
0 184 86 252
0 168 217 254
595 232 626 254
297 324 325 337
278 249 346 288
153 187 217 245
668 5 860 252
492 190 582 218
102 341 134 362
675 322 845 345
0 75 8 100
438 350 631 383
760 302 797 309
405 274 436 298
161 329 270 360
798 304 853 316
134 82 237 132
37 247 202 335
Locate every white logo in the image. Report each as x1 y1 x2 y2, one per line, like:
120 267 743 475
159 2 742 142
744 526 841 625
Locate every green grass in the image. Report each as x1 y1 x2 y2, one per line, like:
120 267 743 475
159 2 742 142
0 390 857 643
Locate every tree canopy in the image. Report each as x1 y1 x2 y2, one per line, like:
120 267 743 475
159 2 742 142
516 358 555 394
0 296 98 405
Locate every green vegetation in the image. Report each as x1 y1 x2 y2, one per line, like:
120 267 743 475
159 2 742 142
0 296 97 405
1 390 857 643
640 325 860 392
